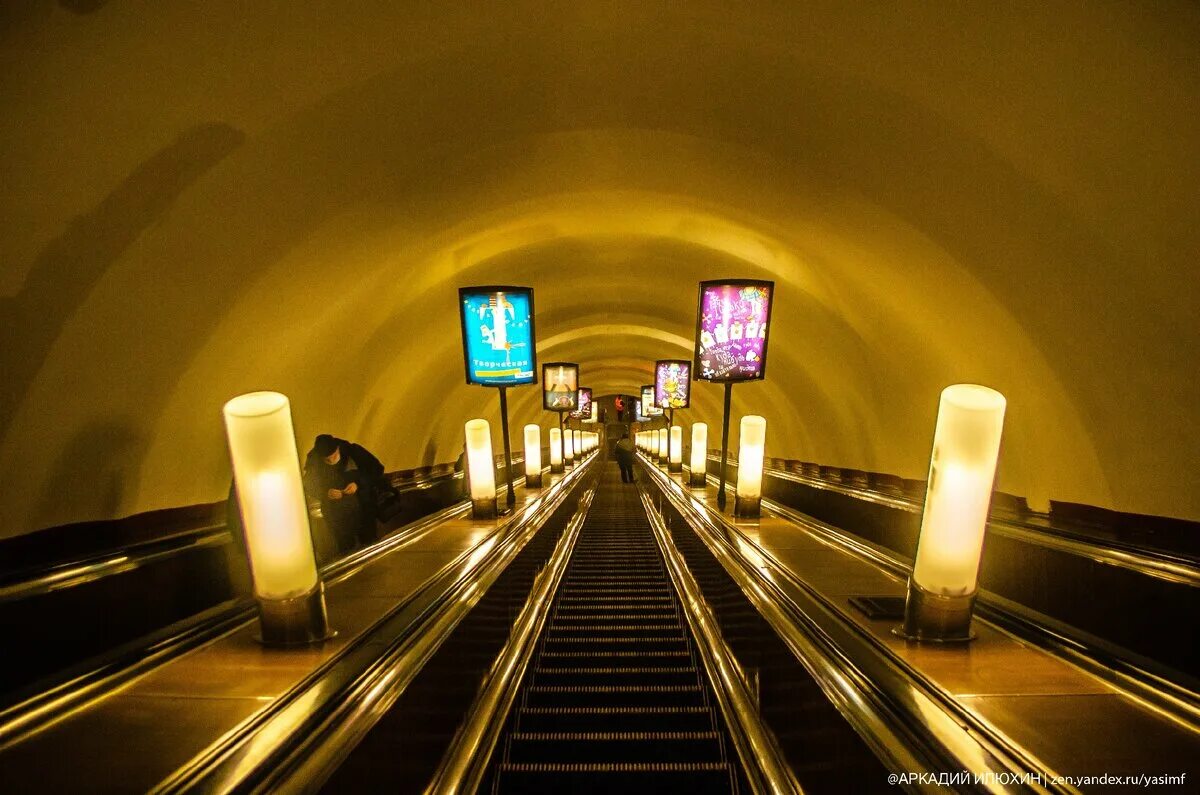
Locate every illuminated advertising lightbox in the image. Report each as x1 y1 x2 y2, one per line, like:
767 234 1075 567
634 398 646 422
459 286 537 386
655 359 691 409
640 385 662 416
542 362 579 411
694 280 774 381
571 387 592 419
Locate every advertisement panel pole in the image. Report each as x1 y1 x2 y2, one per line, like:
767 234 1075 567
458 285 537 513
693 280 774 511
717 382 733 509
498 385 516 507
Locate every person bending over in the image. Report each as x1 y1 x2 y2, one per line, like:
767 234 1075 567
304 434 386 552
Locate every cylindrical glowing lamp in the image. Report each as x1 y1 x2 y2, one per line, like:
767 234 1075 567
657 428 668 464
549 427 564 473
690 423 708 487
523 424 542 487
563 425 574 465
669 426 683 472
465 419 498 519
900 384 1006 642
734 415 767 518
223 392 332 646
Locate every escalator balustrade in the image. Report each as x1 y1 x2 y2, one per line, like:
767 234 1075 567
486 468 743 793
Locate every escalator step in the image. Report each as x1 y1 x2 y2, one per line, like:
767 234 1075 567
495 762 732 794
540 650 690 660
552 614 676 622
507 731 723 764
533 667 698 687
557 597 672 604
525 684 705 708
548 623 681 633
517 705 714 733
541 638 688 654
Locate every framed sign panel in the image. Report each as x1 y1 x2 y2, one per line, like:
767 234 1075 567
640 385 663 416
655 359 692 409
542 362 579 411
694 280 774 382
570 387 592 419
459 286 537 386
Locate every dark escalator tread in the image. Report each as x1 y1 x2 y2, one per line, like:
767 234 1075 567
533 666 700 686
525 683 706 708
517 705 715 733
486 464 739 794
496 762 733 795
507 731 724 763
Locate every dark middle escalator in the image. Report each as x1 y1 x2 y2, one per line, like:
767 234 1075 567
485 466 744 793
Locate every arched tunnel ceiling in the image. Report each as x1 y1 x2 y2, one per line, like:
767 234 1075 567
0 1 1197 537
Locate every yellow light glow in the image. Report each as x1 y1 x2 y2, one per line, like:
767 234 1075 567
736 415 767 503
549 427 563 467
465 418 497 502
657 428 668 462
564 427 574 461
523 424 542 482
222 392 319 601
669 425 683 470
690 423 708 481
912 384 1006 596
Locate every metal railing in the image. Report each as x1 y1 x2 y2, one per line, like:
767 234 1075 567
639 485 803 795
425 472 599 794
151 455 597 794
640 455 1064 793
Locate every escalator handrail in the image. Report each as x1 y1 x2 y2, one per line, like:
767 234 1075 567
0 458 514 601
151 455 598 794
640 456 1064 793
0 470 539 750
0 524 230 601
639 486 803 795
425 473 599 794
759 495 1200 731
714 456 1200 587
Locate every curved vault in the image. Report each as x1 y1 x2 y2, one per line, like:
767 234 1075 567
0 2 1197 536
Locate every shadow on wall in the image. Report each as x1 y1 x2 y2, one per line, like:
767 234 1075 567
0 122 244 442
33 418 145 531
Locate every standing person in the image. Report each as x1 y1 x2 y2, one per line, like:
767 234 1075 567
454 443 471 500
615 431 636 484
303 434 386 552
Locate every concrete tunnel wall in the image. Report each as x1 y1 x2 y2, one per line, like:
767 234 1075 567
1 1 1197 538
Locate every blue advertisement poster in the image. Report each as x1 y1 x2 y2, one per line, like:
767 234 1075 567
458 286 537 386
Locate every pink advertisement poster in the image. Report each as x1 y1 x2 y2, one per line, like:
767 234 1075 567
694 281 773 381
655 360 691 409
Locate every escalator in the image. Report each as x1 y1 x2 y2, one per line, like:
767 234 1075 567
483 467 746 793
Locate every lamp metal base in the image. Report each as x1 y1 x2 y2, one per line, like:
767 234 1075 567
256 583 335 647
893 580 977 643
734 495 761 519
471 498 498 520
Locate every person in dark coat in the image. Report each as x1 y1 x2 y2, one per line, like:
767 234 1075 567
303 434 386 552
615 432 636 483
